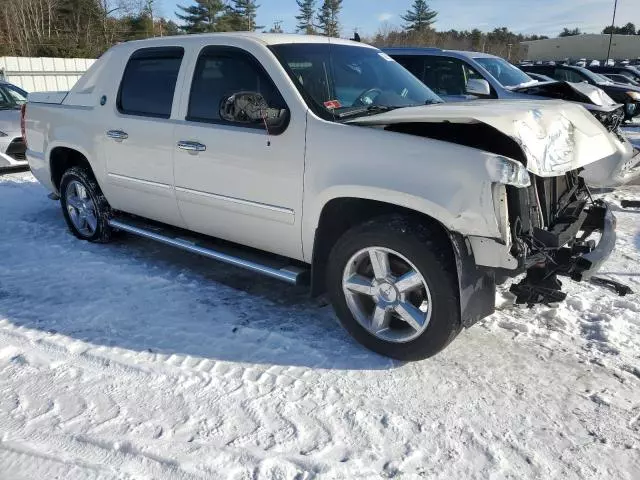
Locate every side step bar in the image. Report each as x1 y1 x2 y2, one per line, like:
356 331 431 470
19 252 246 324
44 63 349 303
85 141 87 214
108 217 309 285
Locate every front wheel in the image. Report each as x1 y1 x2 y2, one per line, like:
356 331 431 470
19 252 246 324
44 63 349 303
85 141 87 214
326 215 461 361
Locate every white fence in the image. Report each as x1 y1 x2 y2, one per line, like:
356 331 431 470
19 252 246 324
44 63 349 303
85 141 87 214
0 57 95 92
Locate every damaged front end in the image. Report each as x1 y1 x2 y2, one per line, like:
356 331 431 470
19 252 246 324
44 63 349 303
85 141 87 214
349 100 633 312
513 81 626 135
506 173 622 305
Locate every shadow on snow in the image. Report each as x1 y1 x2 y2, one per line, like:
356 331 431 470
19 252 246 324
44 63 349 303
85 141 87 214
0 179 398 371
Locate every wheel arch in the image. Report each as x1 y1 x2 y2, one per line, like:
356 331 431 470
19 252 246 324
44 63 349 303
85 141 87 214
310 197 454 296
310 196 497 327
49 145 95 194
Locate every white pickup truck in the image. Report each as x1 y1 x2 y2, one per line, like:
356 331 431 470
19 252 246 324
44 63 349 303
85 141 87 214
24 33 636 360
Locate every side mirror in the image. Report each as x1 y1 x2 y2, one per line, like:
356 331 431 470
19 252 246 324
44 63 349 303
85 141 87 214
220 91 288 129
466 78 491 96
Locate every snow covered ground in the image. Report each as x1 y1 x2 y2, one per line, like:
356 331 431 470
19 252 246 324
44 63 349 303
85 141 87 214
623 121 640 154
0 172 639 479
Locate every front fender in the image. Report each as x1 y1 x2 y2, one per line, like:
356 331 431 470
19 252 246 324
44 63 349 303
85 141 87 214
302 118 505 262
303 183 500 263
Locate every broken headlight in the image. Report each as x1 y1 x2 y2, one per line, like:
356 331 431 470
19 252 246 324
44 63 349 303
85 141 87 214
485 155 531 188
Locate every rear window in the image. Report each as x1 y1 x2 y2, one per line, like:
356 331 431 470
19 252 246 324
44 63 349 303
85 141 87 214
118 47 184 118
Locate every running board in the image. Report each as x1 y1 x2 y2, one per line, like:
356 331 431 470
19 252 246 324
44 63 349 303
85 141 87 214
108 217 309 285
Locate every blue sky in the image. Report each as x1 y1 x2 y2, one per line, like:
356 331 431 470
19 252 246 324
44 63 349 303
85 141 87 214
159 0 640 37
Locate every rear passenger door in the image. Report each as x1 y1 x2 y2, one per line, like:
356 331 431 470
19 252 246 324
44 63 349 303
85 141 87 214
102 47 186 227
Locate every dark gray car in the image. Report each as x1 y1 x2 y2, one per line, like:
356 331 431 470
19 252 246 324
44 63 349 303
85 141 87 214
385 48 626 132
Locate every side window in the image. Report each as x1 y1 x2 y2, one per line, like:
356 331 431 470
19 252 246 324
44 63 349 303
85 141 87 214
554 68 584 83
118 47 184 118
462 63 484 81
393 56 426 82
188 48 285 125
422 57 470 95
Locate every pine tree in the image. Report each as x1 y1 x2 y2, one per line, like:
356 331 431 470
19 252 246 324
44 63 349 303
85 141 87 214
223 0 262 31
317 0 342 37
401 0 437 32
295 0 316 34
175 0 225 33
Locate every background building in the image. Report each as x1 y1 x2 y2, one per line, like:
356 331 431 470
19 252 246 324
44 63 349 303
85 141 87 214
0 57 94 91
521 34 640 61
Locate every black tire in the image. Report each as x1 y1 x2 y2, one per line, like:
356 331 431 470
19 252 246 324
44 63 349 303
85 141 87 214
59 166 113 243
326 215 461 361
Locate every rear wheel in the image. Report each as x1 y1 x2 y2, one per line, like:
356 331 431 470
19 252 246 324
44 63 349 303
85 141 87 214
60 166 113 243
326 215 461 361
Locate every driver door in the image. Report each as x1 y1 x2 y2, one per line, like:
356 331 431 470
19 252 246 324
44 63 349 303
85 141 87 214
172 46 305 260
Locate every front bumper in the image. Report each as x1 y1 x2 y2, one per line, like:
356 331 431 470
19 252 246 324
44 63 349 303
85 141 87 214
566 203 616 281
510 201 617 304
0 136 27 170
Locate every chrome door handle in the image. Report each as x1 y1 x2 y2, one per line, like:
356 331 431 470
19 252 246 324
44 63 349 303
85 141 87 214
106 130 128 140
177 141 206 152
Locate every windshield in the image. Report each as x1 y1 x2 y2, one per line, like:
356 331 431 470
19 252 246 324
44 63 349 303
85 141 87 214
0 83 27 109
270 43 443 119
474 57 533 87
591 72 613 84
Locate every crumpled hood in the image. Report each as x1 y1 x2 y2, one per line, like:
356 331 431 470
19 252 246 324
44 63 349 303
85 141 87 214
513 81 618 109
348 100 621 177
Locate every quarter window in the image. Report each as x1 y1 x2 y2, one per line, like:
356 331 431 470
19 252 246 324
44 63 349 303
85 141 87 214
188 47 285 125
118 47 184 118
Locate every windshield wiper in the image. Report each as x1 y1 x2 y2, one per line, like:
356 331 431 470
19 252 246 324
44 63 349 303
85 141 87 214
335 104 400 119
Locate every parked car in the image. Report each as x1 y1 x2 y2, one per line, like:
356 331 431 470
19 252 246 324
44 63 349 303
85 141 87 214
587 65 640 83
385 48 635 186
526 72 555 82
0 80 28 171
602 74 640 87
24 34 639 360
521 64 640 120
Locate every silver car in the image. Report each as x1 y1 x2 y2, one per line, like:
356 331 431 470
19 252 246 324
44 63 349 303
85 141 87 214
0 81 28 170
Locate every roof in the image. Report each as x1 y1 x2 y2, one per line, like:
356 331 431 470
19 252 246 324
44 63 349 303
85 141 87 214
121 32 372 49
382 47 499 60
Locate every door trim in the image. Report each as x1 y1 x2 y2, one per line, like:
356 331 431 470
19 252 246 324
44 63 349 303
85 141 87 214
175 186 295 224
107 172 172 189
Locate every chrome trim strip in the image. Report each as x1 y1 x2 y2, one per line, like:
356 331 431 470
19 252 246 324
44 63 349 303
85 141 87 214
108 219 301 284
107 173 172 189
175 186 294 216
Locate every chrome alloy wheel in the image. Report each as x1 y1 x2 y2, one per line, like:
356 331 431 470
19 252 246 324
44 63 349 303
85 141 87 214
342 247 432 343
65 180 98 236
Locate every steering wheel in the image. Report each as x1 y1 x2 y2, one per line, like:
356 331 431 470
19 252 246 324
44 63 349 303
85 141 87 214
353 88 383 106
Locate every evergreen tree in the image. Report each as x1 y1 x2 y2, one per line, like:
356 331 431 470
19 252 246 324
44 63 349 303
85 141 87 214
295 0 316 34
559 27 581 37
317 0 342 37
401 0 437 32
175 0 225 33
222 0 262 31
